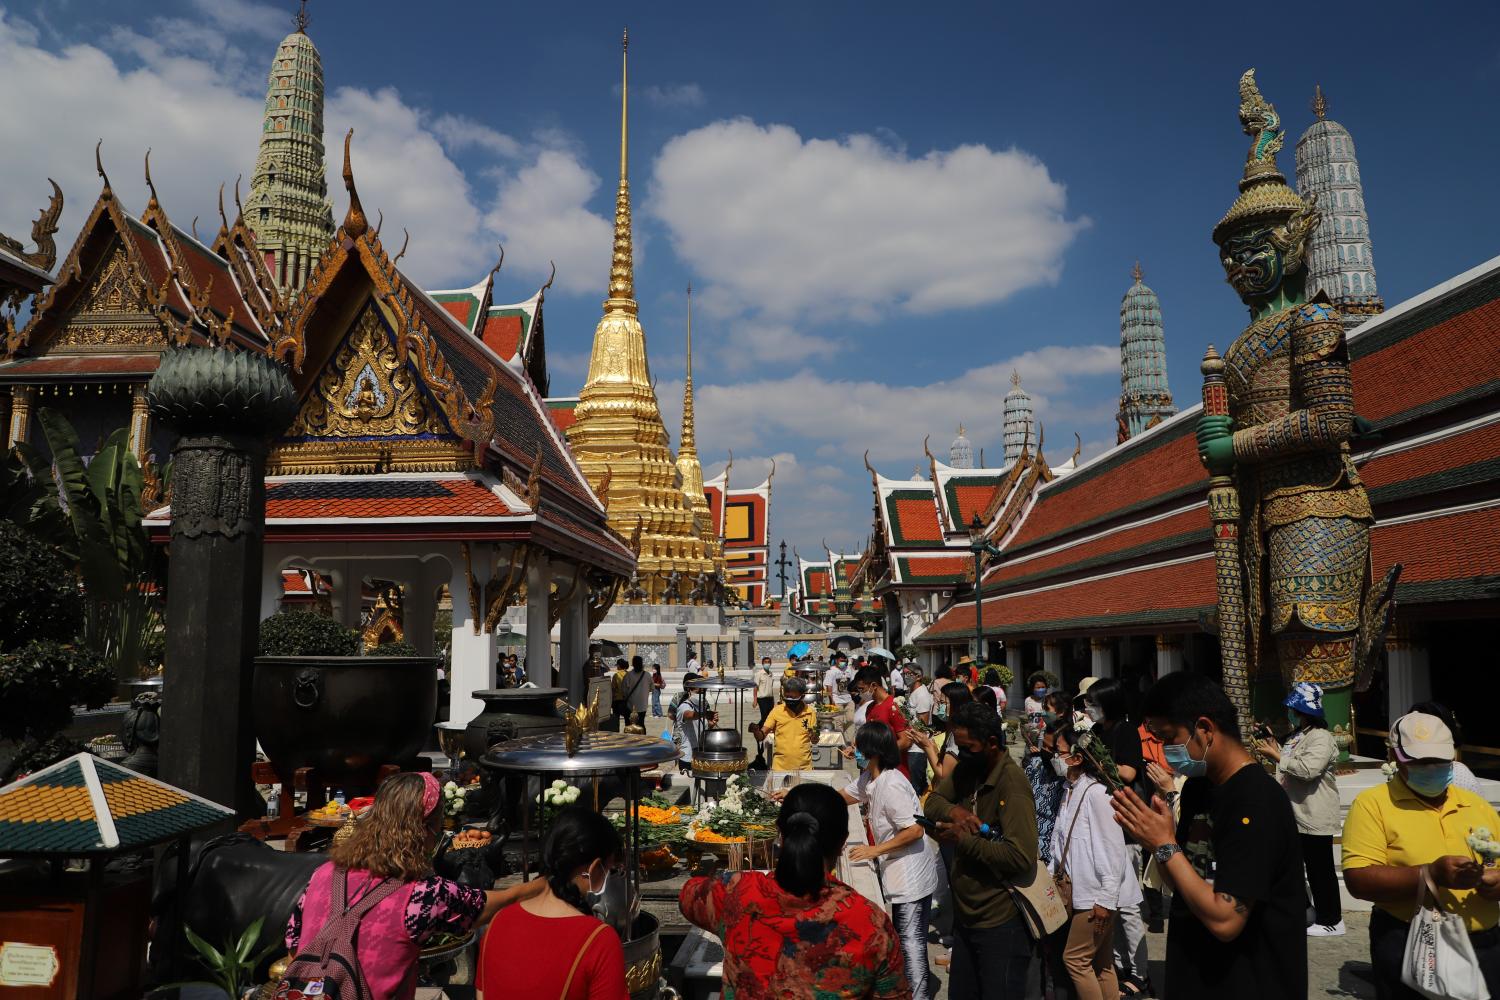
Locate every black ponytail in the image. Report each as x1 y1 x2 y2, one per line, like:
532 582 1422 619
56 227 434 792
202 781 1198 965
774 784 848 897
539 805 621 914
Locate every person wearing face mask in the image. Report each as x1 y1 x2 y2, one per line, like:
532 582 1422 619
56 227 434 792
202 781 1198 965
680 783 910 999
477 805 629 1000
924 703 1039 1000
284 773 544 1000
1341 711 1500 998
751 676 817 772
1110 672 1307 1000
841 723 940 1000
1253 682 1344 938
1081 678 1151 997
1050 723 1142 1000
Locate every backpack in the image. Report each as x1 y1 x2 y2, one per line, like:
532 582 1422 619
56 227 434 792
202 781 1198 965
274 867 403 1000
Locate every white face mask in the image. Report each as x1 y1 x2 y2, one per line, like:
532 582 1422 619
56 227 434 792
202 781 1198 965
1085 704 1105 723
1050 756 1071 778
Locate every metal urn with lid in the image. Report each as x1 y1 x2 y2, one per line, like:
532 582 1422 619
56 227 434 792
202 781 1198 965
692 727 747 782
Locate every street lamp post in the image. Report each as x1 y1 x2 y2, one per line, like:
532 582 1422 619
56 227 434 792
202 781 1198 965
967 513 1001 664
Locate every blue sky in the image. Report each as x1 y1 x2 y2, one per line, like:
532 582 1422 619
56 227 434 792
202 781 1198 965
3 1 1498 581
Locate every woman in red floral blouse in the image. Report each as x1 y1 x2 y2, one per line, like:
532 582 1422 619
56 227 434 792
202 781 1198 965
679 783 910 1000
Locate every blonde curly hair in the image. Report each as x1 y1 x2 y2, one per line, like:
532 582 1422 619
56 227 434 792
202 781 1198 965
328 772 437 880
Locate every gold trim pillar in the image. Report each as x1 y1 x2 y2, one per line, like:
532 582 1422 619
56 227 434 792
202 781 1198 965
6 385 34 449
1041 639 1062 676
129 384 152 463
1089 637 1116 679
1155 634 1185 677
525 551 552 686
1383 622 1429 725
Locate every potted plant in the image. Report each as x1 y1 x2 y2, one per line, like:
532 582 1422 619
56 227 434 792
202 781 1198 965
252 611 438 792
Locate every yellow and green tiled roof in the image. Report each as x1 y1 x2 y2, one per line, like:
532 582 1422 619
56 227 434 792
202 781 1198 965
0 753 233 855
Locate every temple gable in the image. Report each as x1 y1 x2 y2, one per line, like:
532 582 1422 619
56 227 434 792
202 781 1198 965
268 297 470 475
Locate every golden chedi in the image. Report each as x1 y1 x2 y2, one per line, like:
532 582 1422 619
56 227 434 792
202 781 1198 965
566 31 716 603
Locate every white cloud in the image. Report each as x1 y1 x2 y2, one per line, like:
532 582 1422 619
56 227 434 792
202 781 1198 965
0 11 612 296
327 87 487 285
482 149 613 295
613 81 705 110
432 114 522 159
643 83 705 109
649 119 1088 326
652 344 1122 551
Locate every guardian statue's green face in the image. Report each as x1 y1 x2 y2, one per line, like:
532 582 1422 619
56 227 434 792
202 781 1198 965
1220 225 1288 301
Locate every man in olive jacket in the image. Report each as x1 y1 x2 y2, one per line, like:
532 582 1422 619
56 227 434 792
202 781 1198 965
925 702 1039 1000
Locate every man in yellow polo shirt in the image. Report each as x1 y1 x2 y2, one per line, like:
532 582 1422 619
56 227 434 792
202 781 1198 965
752 676 817 772
1342 711 1500 996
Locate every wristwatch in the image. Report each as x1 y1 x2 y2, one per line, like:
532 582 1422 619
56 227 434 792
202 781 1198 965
1154 843 1183 866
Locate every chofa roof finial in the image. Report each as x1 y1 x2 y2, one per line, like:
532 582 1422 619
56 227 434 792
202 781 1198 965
342 128 368 237
95 140 111 200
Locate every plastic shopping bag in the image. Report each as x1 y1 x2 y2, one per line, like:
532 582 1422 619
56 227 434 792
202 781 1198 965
1402 866 1489 1000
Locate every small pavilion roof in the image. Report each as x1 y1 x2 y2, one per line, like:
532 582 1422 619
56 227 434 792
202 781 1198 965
0 753 233 856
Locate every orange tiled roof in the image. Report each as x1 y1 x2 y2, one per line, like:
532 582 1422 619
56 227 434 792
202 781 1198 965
263 477 515 520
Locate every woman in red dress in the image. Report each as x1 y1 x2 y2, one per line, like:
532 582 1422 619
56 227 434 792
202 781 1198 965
477 806 628 1000
680 783 910 999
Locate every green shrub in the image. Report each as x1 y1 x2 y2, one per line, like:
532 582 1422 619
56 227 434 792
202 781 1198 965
0 522 83 652
0 640 115 745
257 611 360 657
367 639 420 657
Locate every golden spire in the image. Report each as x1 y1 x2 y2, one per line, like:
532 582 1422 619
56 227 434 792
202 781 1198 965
1010 369 1021 388
676 282 711 525
1312 83 1327 121
605 28 635 313
1132 260 1143 283
568 29 718 601
680 283 697 458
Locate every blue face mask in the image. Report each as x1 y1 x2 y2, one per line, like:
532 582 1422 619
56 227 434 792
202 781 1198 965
854 751 868 770
1033 687 1049 699
1163 738 1208 778
1403 762 1453 798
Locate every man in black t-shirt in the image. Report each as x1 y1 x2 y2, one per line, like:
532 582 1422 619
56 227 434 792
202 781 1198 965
1111 673 1307 1000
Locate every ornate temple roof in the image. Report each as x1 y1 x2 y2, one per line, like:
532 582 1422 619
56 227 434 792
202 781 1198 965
704 462 774 606
1 163 277 377
1296 84 1383 323
922 252 1500 642
0 753 233 856
948 424 973 469
428 255 553 394
1117 261 1176 442
1002 371 1035 464
245 22 335 293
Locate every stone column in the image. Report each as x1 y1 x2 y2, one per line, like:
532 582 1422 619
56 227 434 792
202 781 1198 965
1156 634 1185 676
738 624 755 670
1385 623 1431 725
1041 639 1062 676
447 556 496 725
6 384 33 449
525 551 552 685
558 583 590 703
1089 637 1116 678
149 348 296 817
675 622 689 672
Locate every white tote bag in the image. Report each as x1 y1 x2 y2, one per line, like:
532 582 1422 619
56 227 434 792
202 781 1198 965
1402 865 1490 1000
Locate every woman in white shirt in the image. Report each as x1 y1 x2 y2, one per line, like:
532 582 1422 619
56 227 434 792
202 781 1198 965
1047 722 1142 1000
842 722 939 1000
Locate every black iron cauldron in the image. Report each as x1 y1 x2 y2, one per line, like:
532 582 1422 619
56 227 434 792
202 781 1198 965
253 656 438 791
463 687 567 759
